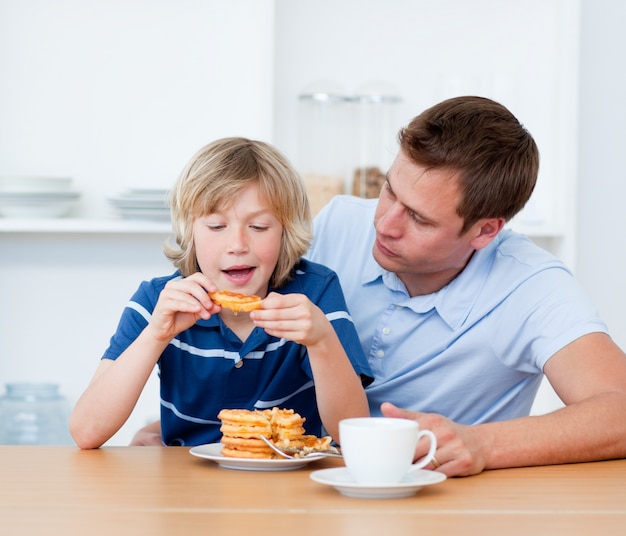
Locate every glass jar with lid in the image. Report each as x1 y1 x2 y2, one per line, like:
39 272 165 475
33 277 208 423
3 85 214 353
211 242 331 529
297 80 351 215
0 382 74 445
349 81 403 199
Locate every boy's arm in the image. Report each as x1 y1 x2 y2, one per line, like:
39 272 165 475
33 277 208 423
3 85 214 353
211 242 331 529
250 292 369 442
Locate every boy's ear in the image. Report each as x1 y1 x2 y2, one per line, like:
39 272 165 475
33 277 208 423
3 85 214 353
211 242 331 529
469 218 505 250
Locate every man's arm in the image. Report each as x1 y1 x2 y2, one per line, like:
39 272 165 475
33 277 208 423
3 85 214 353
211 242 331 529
130 420 163 446
382 332 626 476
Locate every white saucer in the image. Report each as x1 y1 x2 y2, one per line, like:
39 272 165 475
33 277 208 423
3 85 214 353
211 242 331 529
189 443 324 472
309 467 446 499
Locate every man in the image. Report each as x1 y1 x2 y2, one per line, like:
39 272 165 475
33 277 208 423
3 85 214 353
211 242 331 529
307 96 626 477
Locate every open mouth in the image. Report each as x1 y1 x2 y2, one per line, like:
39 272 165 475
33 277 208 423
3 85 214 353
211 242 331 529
224 267 254 280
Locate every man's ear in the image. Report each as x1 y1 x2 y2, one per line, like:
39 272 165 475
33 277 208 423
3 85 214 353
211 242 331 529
469 218 505 250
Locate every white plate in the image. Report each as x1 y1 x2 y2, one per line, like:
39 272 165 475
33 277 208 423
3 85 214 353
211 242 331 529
108 197 168 209
113 207 171 221
0 191 81 218
125 188 170 197
0 176 73 192
189 443 325 471
0 191 80 201
309 467 446 499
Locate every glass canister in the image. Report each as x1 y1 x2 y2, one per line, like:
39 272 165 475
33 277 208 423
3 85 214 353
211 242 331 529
0 383 74 445
297 81 351 215
349 81 403 199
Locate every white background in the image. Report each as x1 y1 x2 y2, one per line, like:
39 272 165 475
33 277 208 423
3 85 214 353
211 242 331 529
0 0 624 445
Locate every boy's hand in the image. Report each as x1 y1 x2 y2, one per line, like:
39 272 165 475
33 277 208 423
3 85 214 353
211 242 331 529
250 292 330 346
147 272 221 341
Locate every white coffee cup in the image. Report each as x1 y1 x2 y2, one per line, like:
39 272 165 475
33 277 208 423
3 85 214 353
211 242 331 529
339 417 437 485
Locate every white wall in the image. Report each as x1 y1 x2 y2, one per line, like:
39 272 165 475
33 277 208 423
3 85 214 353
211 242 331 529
0 233 172 445
273 0 580 266
1 0 624 444
0 0 275 217
577 0 626 351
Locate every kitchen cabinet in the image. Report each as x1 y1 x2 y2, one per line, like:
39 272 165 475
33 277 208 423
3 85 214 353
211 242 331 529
0 221 172 446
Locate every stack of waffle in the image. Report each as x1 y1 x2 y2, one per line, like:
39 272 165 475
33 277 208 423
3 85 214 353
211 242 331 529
218 407 328 459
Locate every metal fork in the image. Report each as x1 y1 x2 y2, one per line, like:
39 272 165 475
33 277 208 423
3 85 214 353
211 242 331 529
258 435 342 458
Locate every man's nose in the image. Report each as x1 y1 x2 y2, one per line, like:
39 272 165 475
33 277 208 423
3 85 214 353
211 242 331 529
376 202 404 236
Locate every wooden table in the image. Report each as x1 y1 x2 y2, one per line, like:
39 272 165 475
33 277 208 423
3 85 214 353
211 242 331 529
1 446 625 535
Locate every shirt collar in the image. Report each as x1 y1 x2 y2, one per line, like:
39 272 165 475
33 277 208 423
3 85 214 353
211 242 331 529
362 250 386 285
361 233 500 330
433 243 495 329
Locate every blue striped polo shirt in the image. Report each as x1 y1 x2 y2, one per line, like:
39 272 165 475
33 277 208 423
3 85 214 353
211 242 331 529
102 258 373 446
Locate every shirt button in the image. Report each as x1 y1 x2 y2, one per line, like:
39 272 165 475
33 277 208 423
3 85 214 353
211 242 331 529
376 350 385 359
382 327 391 335
234 360 243 369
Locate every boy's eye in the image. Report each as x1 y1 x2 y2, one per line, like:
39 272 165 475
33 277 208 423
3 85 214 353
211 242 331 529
250 225 269 231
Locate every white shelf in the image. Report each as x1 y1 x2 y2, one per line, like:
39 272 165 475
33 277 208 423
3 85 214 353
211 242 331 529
0 218 564 239
0 218 173 234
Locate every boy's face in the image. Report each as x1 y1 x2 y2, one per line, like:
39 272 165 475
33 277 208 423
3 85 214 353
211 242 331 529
192 182 282 298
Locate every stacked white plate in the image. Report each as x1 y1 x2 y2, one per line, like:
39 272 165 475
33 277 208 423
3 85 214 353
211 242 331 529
108 189 171 221
0 176 80 218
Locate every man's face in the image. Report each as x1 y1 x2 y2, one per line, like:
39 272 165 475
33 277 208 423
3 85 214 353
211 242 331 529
372 150 480 296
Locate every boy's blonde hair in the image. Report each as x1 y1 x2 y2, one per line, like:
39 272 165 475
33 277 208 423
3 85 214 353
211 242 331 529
165 137 313 288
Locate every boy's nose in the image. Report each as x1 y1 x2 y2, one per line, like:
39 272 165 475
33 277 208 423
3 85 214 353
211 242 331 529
227 229 249 253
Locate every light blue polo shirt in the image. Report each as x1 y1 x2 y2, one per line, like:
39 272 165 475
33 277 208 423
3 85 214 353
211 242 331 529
103 258 373 446
308 195 607 423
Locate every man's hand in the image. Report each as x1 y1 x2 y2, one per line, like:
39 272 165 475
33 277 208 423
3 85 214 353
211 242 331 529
380 402 490 477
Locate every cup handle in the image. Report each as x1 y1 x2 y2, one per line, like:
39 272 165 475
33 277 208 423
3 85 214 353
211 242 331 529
409 429 437 470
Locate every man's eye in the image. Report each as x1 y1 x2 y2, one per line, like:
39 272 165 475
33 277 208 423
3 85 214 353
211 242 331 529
408 211 426 225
